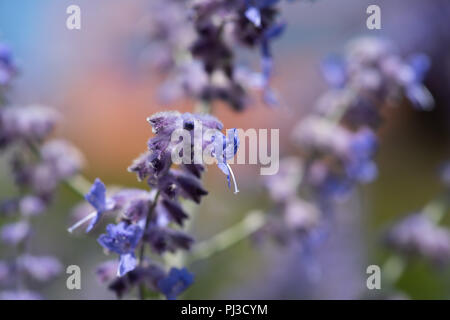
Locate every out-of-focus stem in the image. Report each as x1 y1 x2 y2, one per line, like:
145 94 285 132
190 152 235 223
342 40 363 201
26 140 91 197
186 210 266 265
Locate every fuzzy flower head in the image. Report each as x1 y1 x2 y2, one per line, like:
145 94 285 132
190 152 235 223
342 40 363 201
0 105 60 148
129 111 240 193
386 213 450 265
322 37 434 112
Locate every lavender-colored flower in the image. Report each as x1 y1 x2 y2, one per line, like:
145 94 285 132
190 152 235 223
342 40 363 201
0 105 59 148
17 255 62 282
40 139 84 180
97 222 144 276
130 111 237 190
264 157 302 202
0 42 15 86
19 195 46 217
283 198 320 232
1 221 31 246
386 213 450 265
157 267 194 300
95 260 119 284
84 178 115 232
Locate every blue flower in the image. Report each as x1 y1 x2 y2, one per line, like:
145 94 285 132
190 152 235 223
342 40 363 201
97 222 143 277
321 55 347 88
245 7 262 27
405 54 434 110
84 178 115 232
213 128 240 193
157 267 194 300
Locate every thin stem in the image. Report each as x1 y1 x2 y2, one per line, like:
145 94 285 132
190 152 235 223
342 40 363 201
186 210 266 265
138 190 161 300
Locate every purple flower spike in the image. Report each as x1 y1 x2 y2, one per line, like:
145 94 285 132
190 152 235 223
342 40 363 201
97 222 143 276
157 267 194 300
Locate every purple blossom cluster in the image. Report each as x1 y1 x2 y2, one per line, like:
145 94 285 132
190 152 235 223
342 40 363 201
142 0 294 110
386 213 450 265
69 111 239 299
262 37 433 250
0 43 80 299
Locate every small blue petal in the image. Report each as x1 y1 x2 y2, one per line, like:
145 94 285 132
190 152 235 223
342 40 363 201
321 55 347 88
408 54 431 83
217 162 231 188
84 178 115 232
85 178 107 211
118 253 137 277
157 267 194 300
245 7 261 27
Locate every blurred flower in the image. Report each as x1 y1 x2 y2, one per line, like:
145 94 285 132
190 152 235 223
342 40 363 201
97 222 144 277
157 267 194 300
0 105 59 148
263 157 302 203
0 221 31 246
19 196 46 217
95 260 119 284
0 290 41 300
17 255 62 282
40 139 84 180
386 213 450 265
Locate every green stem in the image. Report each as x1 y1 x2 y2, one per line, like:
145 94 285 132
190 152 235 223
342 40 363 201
62 174 92 198
186 210 266 265
26 140 91 197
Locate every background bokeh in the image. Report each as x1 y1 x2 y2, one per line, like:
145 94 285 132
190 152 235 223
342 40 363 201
1 0 449 299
